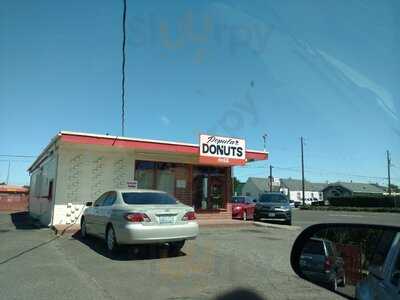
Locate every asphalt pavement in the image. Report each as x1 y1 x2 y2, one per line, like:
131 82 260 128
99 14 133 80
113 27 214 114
0 211 342 300
1 209 398 300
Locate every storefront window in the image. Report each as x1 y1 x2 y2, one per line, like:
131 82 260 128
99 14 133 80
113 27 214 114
134 160 230 210
135 161 155 190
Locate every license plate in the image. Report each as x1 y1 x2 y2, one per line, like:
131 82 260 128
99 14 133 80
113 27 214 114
268 213 276 217
158 215 174 224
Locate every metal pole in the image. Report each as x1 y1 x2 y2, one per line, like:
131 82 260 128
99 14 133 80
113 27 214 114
269 165 273 192
301 137 305 206
6 160 10 184
387 150 391 196
121 0 127 136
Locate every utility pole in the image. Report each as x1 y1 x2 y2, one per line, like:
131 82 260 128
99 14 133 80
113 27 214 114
121 0 127 136
6 160 10 184
301 137 305 206
262 133 269 192
387 150 391 196
269 165 274 192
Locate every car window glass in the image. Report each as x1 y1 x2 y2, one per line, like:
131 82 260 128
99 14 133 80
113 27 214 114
259 194 287 203
369 230 397 278
390 251 400 286
103 192 116 206
302 240 325 256
325 242 334 256
94 193 108 207
122 192 177 205
233 197 245 203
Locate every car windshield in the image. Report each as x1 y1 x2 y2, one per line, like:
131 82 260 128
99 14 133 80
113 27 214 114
259 194 288 203
233 197 246 203
122 192 177 205
303 240 325 256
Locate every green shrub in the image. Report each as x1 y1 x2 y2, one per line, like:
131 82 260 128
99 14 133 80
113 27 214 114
328 196 400 208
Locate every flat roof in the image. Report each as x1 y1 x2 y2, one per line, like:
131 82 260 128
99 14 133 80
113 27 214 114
29 131 268 172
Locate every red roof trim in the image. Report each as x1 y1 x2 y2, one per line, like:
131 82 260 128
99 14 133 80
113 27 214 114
60 133 267 161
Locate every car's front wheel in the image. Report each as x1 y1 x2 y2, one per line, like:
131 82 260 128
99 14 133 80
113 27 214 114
80 217 87 238
169 240 185 256
106 225 118 253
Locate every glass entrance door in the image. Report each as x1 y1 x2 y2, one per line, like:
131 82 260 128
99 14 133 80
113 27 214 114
192 166 227 210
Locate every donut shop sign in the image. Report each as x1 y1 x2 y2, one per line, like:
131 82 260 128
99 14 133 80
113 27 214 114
199 134 246 165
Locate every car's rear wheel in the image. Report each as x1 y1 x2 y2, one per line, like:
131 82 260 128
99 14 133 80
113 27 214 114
169 240 185 256
106 225 118 253
329 278 338 291
243 211 247 221
339 274 346 287
80 217 87 238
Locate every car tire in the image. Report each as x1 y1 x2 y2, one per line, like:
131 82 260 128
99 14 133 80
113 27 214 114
169 240 185 256
339 274 346 287
106 225 118 253
243 211 247 221
80 217 87 238
329 278 338 291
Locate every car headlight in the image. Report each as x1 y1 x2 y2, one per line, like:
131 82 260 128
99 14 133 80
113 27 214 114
275 207 290 211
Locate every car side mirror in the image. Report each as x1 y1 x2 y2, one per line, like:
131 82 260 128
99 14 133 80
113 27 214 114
291 223 400 298
85 201 93 207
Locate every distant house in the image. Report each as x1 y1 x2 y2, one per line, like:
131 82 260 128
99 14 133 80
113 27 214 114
241 177 280 199
322 182 386 201
280 178 327 204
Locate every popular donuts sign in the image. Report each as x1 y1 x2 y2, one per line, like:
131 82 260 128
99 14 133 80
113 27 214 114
199 134 246 165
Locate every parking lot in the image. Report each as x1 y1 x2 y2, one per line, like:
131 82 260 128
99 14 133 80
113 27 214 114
3 209 398 300
0 211 347 300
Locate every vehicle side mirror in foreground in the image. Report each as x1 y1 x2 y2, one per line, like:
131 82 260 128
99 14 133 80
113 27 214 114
290 223 400 299
85 202 93 206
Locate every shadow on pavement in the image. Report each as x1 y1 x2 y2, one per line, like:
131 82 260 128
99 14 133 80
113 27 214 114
10 211 42 230
214 288 266 300
71 231 187 261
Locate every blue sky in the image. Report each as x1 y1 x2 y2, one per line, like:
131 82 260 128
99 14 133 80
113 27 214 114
1 0 399 186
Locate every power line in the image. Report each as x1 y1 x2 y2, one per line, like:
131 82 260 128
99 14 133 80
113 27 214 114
0 155 35 158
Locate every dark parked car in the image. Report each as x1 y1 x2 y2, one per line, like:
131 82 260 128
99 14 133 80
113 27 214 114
300 237 346 291
231 196 256 220
253 192 292 225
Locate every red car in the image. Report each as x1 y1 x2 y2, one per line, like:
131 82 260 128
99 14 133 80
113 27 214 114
231 196 256 220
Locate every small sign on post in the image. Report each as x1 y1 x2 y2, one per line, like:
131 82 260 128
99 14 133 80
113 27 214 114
127 180 138 189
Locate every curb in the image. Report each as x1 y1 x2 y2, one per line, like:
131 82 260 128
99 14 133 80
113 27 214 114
253 221 301 231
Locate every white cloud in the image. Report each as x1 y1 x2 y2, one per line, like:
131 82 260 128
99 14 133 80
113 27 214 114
317 49 398 121
161 115 171 126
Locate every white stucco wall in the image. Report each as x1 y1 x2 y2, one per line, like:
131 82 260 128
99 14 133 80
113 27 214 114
29 151 58 225
53 144 135 225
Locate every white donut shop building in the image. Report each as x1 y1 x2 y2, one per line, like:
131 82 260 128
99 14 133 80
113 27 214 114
28 131 268 226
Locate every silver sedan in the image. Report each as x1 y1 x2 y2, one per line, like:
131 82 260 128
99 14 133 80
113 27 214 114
80 189 199 254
